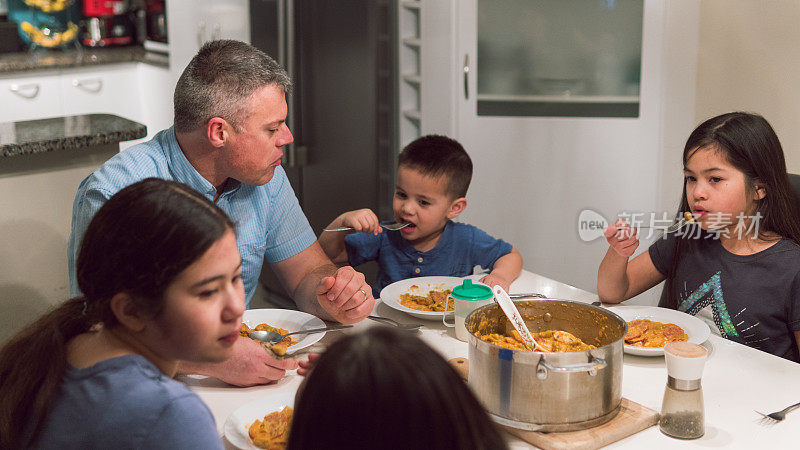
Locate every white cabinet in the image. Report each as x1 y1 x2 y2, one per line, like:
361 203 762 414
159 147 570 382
166 0 250 77
60 64 141 122
0 72 63 122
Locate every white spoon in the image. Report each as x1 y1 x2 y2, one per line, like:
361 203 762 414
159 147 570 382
492 285 545 352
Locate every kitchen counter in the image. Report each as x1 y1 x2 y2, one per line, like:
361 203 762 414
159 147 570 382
0 113 146 158
0 46 168 74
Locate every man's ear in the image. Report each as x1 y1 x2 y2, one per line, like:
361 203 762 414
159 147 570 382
446 197 467 219
109 293 147 332
206 117 229 148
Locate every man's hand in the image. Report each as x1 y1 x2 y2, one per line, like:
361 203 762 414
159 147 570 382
316 266 374 324
185 337 298 387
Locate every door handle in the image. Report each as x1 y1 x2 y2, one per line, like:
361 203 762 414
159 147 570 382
212 23 221 41
197 21 206 46
463 54 469 100
72 78 103 93
9 83 40 99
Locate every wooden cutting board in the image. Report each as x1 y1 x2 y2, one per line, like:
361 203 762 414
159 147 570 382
448 358 659 450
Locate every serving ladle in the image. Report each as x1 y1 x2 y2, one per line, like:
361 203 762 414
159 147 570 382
249 324 353 345
492 285 545 352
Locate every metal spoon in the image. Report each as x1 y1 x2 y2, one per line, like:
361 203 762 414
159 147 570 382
249 324 353 344
323 222 410 232
367 315 422 330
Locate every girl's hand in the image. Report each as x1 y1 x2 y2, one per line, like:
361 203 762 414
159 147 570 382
604 218 639 258
341 209 382 235
479 273 511 294
297 353 320 376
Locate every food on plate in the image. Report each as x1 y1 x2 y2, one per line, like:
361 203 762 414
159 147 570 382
474 329 595 352
241 323 296 356
399 285 453 311
624 319 688 348
248 406 293 449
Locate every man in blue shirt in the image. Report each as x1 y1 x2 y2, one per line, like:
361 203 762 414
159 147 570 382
68 40 374 386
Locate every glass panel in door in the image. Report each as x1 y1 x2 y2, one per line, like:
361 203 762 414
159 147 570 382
477 0 643 117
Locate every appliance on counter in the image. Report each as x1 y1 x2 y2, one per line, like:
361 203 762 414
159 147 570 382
142 0 166 53
81 0 135 46
251 0 397 306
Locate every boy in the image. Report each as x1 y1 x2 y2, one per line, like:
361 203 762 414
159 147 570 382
319 135 523 296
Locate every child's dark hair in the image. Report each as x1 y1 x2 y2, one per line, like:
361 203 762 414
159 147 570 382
399 134 473 198
0 178 234 449
664 112 800 308
287 327 508 450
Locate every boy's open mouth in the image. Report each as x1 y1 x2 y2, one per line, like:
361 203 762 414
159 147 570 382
400 220 416 233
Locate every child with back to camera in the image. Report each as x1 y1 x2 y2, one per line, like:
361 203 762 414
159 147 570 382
597 112 800 362
0 178 252 449
287 326 509 450
319 134 522 296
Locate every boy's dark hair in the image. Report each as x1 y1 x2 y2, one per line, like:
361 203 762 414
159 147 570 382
398 135 473 198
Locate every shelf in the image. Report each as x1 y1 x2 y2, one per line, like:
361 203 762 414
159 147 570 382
402 74 421 85
402 109 421 121
401 1 421 11
402 38 421 49
476 94 640 104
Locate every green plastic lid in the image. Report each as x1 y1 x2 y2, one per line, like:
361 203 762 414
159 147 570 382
451 279 493 301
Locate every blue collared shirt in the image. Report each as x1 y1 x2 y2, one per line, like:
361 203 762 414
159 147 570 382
67 127 316 306
345 220 512 297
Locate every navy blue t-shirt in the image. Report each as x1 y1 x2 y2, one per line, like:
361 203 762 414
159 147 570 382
33 354 222 449
345 220 513 297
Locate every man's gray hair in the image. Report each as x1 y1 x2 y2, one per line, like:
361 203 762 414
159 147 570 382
173 40 292 133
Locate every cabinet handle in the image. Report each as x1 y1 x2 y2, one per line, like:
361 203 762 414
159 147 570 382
9 83 40 99
463 54 469 100
72 78 103 93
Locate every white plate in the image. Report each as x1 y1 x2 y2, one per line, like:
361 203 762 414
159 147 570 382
379 276 464 320
606 305 711 356
224 390 296 450
242 309 325 353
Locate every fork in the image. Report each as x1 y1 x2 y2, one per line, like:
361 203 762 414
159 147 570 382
367 315 422 330
323 222 410 232
631 215 695 234
756 401 800 423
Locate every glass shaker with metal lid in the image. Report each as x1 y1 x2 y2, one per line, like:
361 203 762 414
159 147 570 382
659 341 708 439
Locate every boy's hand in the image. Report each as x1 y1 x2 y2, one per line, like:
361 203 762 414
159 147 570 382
341 209 382 235
604 218 639 258
479 273 511 293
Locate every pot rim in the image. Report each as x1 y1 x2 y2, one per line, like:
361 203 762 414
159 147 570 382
465 298 628 357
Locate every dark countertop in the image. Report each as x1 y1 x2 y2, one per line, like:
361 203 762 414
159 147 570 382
0 113 146 157
0 46 168 74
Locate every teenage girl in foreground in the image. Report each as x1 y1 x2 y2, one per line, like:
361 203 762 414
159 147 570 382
598 112 800 362
0 178 244 448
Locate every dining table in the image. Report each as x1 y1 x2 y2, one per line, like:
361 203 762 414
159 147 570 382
183 269 800 449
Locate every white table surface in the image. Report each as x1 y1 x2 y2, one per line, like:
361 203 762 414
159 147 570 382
184 270 800 449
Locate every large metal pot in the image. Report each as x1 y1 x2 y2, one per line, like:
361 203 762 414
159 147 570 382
466 299 627 432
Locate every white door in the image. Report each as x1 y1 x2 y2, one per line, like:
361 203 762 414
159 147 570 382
454 0 691 299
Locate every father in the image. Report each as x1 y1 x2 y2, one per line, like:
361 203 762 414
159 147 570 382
67 40 374 385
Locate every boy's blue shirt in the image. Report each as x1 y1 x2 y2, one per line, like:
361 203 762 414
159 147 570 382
345 220 512 297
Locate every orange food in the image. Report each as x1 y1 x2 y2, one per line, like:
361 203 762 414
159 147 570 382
474 329 595 352
241 323 296 356
248 406 293 449
625 319 688 347
399 287 453 312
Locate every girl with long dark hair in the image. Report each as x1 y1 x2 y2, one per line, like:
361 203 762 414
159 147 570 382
0 178 244 448
598 112 800 362
287 326 509 450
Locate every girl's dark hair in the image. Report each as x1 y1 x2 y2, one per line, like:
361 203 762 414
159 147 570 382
663 112 800 308
0 178 234 449
287 327 508 450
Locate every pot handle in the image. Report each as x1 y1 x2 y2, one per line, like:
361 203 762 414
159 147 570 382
538 356 606 375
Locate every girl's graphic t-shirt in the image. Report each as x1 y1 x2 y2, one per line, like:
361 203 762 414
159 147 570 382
649 228 800 363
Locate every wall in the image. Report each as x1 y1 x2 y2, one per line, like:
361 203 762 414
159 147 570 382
695 0 800 172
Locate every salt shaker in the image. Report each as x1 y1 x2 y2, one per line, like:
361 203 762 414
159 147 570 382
659 342 707 439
